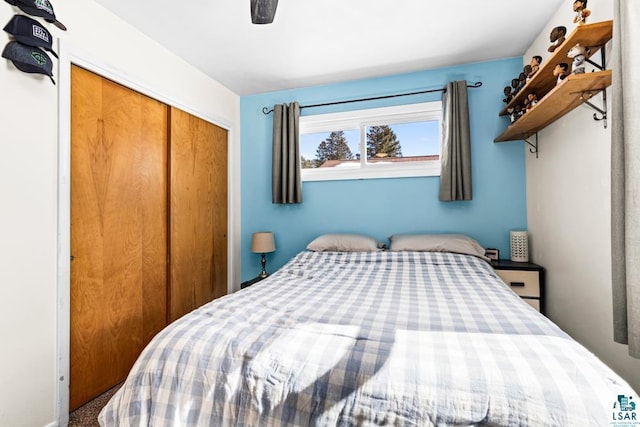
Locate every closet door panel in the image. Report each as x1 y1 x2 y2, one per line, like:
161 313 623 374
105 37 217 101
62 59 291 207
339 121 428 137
70 66 168 410
169 107 228 322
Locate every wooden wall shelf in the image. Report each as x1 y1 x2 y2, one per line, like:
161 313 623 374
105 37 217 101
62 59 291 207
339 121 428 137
499 20 612 117
495 70 611 142
494 20 613 145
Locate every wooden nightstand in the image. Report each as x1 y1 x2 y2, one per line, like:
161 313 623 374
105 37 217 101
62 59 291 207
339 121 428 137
493 260 545 314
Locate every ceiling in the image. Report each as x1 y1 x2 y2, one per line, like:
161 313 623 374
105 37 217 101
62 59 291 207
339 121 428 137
94 0 564 96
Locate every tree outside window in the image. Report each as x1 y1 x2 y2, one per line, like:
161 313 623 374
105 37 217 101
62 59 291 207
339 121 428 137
366 125 402 159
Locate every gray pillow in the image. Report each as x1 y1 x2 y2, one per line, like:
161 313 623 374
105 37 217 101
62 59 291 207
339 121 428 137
307 233 383 252
388 233 488 260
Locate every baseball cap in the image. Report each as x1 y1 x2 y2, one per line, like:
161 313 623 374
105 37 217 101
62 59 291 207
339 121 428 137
4 14 58 58
2 40 55 84
4 0 66 31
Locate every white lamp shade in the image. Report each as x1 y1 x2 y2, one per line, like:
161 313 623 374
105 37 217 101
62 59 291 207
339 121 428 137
251 232 275 253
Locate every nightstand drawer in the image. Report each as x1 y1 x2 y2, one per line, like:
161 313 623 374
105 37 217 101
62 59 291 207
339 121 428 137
496 270 540 298
522 297 541 311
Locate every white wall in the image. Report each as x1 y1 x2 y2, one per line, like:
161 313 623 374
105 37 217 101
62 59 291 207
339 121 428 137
0 1 240 426
525 0 640 392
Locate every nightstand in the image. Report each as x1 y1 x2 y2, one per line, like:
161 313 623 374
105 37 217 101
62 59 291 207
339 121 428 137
240 276 265 289
493 260 545 314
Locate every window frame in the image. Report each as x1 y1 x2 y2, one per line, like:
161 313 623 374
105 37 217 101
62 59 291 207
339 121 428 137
299 101 442 182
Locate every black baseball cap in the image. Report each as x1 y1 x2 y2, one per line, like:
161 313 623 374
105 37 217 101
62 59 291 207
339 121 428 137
4 14 57 58
4 0 66 31
2 41 55 84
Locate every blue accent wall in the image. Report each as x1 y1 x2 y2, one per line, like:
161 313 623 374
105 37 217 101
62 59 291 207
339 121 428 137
240 58 526 281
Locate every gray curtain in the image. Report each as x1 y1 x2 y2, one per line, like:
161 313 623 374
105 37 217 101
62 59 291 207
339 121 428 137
439 80 473 201
611 0 640 358
272 102 303 204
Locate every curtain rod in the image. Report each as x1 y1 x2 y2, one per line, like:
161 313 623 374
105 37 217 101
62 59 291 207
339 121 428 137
261 81 482 114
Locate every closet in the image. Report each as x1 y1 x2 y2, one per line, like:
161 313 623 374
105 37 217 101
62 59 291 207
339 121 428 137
69 65 227 411
169 107 228 322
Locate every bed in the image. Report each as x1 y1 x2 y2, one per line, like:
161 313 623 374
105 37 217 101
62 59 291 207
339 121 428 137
99 234 636 426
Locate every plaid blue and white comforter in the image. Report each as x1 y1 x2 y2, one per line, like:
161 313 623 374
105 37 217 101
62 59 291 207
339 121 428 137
99 251 636 426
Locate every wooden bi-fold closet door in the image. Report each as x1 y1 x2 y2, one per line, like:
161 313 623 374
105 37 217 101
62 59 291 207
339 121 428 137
70 65 168 410
70 66 228 410
168 107 228 322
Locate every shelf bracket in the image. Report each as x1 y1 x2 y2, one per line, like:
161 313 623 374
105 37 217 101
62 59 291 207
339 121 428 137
586 44 606 71
524 133 538 159
580 85 608 129
586 58 605 71
575 46 608 129
583 100 607 128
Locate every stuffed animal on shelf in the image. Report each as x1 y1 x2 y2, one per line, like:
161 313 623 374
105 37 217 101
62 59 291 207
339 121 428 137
567 43 587 74
573 0 591 25
503 86 513 104
548 26 567 52
553 62 569 85
529 56 542 79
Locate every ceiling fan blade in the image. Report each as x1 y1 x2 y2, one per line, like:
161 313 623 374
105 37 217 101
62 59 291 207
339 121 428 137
251 0 279 24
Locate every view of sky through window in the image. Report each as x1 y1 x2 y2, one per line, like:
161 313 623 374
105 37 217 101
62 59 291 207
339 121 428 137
300 120 439 168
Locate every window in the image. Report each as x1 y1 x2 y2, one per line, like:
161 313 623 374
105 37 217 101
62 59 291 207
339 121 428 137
299 102 442 181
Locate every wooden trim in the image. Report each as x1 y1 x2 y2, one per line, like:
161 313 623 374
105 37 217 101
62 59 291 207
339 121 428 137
166 107 173 326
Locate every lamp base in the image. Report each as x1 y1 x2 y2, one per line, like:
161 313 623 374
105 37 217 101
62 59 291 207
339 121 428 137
257 253 269 279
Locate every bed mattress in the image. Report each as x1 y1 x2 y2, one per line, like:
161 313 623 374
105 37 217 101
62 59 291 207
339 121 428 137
99 251 635 426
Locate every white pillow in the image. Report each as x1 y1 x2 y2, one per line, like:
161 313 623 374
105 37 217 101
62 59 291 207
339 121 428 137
306 233 383 252
388 233 488 260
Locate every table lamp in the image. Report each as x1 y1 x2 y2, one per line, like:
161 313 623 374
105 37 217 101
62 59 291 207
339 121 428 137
251 232 276 278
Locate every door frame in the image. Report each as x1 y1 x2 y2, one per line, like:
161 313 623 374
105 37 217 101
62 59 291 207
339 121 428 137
55 40 239 426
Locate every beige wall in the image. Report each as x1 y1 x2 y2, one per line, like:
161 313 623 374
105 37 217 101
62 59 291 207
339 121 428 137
0 1 240 426
525 0 640 392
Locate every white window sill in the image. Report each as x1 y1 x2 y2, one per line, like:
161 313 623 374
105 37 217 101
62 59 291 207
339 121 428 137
302 161 441 182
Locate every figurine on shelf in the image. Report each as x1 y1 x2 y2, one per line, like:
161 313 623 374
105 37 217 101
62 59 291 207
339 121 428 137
503 86 513 104
573 0 591 25
512 78 521 96
518 72 527 91
553 62 569 85
527 92 538 110
529 56 542 79
567 43 587 74
511 105 523 123
548 26 567 52
524 64 533 82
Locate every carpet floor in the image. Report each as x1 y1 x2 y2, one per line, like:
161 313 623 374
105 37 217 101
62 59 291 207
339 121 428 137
68 383 122 427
